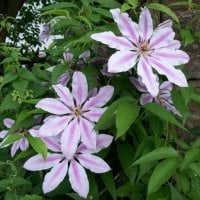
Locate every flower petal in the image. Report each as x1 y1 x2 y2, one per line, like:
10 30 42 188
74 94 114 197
153 49 189 66
156 19 172 30
78 154 111 173
95 134 113 153
68 160 89 198
91 31 134 50
0 130 7 138
39 116 70 137
130 77 147 92
79 118 96 149
84 86 114 109
23 153 62 171
165 40 181 50
53 84 74 107
3 118 15 128
110 8 139 44
148 57 188 87
72 72 88 106
11 141 20 157
61 119 80 160
137 57 159 97
140 94 153 105
160 81 172 92
19 138 29 151
36 98 70 115
43 159 68 193
163 101 182 117
108 50 137 73
83 107 106 122
149 28 175 49
41 137 61 152
139 8 153 41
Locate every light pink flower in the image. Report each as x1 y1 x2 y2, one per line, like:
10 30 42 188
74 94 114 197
0 118 29 157
130 77 181 116
39 24 51 42
23 134 113 198
91 8 189 97
36 71 114 159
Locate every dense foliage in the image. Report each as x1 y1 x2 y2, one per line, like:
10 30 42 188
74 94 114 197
0 0 200 200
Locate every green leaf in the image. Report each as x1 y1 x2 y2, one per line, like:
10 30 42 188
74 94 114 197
189 163 200 177
0 72 18 90
180 28 195 47
146 3 179 23
95 97 132 131
19 68 38 82
127 0 138 8
101 172 116 200
121 3 132 12
41 9 70 17
12 177 31 187
40 2 79 11
0 179 10 191
20 195 43 200
12 79 29 94
178 172 190 192
117 144 137 183
182 147 200 168
26 135 47 159
1 134 23 147
95 0 121 8
92 8 112 18
133 147 178 165
116 181 132 197
148 157 179 195
145 103 186 130
170 184 184 200
116 102 140 138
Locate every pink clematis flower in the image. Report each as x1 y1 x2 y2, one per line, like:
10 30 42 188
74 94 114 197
91 8 189 97
39 24 51 42
0 118 29 157
36 71 114 159
131 77 181 116
23 134 113 198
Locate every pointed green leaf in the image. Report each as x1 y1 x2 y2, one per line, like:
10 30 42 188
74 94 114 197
116 102 140 138
148 157 179 195
26 135 47 159
1 134 23 147
145 103 186 130
133 147 178 165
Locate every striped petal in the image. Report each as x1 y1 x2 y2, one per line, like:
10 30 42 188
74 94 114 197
130 77 147 92
42 137 61 152
108 50 137 73
43 159 68 193
23 153 63 171
140 94 153 105
110 8 139 44
137 57 159 97
79 118 96 149
95 134 113 153
149 28 175 49
39 116 70 137
3 118 14 128
11 141 20 157
72 72 88 106
139 8 153 41
61 119 80 160
19 138 29 151
78 154 111 173
0 130 7 139
153 49 189 66
68 160 89 198
53 84 74 107
148 57 188 87
160 81 173 92
36 98 70 115
83 107 106 122
84 86 114 109
91 31 134 50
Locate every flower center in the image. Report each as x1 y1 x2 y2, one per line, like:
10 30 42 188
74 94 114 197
137 42 150 55
73 106 82 117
